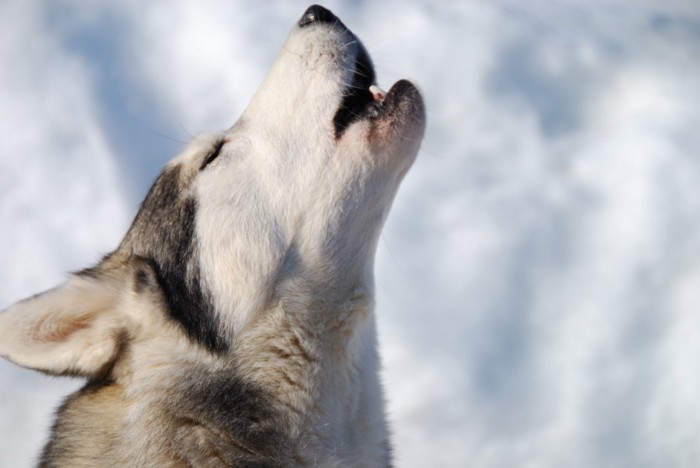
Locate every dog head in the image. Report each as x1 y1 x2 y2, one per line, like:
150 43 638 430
0 5 425 377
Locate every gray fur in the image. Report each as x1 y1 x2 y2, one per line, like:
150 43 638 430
0 6 425 467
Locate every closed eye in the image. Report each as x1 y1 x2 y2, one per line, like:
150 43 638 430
200 138 226 170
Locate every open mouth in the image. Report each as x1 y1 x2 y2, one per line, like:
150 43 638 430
333 43 378 138
333 46 416 140
299 5 413 139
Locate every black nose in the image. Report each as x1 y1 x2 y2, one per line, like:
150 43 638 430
299 5 337 27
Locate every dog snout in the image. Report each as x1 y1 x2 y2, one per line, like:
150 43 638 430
299 5 338 28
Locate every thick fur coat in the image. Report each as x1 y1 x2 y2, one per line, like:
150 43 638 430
0 5 425 467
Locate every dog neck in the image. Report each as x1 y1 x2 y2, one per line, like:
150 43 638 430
230 284 389 460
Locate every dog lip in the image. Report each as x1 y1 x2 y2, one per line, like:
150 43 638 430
382 80 419 102
366 79 425 133
380 80 424 115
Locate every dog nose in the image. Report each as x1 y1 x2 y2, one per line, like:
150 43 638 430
299 5 337 27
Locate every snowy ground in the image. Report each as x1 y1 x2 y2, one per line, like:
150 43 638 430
1 1 700 467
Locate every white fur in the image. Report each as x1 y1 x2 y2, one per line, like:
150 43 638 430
0 9 424 467
196 19 417 337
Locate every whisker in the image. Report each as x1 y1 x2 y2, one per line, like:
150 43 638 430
281 44 303 58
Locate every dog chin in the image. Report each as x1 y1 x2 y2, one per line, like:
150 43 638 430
367 80 425 147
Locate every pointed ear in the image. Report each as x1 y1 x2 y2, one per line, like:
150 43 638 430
0 272 132 377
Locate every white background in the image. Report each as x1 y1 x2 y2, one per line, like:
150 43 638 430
1 1 699 467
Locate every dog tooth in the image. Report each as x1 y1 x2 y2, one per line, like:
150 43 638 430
369 85 386 101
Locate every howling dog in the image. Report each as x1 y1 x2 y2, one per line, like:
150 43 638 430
0 5 424 467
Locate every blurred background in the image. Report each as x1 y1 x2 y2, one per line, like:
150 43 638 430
1 1 699 466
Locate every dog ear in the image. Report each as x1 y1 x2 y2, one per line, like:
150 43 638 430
0 271 133 378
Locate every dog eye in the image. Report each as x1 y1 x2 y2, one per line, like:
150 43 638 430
200 139 226 170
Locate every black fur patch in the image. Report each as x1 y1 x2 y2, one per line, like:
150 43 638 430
176 369 289 465
122 166 228 352
333 44 375 138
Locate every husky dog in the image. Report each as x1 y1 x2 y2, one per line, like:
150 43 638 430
0 5 424 467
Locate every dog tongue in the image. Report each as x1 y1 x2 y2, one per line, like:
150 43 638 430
369 85 386 101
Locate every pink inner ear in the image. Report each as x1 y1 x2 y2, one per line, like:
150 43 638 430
31 311 94 343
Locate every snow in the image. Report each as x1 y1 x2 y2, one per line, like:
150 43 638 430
1 1 700 467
